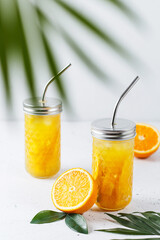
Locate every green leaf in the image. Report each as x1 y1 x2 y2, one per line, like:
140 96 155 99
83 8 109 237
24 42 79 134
96 228 148 235
0 0 144 109
112 238 160 240
140 211 160 221
55 0 136 63
35 9 69 106
14 1 36 98
41 31 69 104
35 6 69 103
65 214 88 234
118 213 159 235
143 213 160 223
106 213 143 232
30 210 66 224
107 0 142 24
139 212 160 231
35 6 114 86
0 7 11 103
60 28 112 83
101 212 160 236
35 6 51 27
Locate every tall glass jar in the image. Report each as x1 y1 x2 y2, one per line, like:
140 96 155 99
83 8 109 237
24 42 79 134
23 97 62 178
91 118 136 211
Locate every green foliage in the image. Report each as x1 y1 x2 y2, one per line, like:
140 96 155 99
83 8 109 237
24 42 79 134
30 210 66 224
0 0 142 106
31 210 88 234
65 213 88 234
112 238 160 240
96 211 160 239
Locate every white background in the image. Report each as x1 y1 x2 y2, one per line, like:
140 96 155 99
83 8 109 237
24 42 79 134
0 0 160 121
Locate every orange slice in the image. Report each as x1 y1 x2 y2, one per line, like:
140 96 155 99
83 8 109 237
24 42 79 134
134 123 160 158
51 168 97 213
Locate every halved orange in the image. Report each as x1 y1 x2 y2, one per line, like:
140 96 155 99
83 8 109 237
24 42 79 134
134 123 160 158
51 168 97 214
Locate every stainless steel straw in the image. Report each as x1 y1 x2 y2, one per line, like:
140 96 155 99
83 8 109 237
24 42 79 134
111 76 139 128
42 63 71 102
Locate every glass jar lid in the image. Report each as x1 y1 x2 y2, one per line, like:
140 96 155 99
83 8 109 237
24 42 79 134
91 118 136 140
23 97 62 115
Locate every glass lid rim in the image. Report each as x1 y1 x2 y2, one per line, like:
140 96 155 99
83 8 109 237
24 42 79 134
23 97 62 107
23 97 62 115
91 118 136 130
91 118 136 140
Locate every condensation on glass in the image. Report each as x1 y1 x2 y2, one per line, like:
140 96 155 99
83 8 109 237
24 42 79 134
23 97 62 178
91 118 136 211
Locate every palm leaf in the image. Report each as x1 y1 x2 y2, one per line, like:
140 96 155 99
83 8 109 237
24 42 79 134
14 1 36 98
35 5 114 85
60 28 112 83
138 212 160 230
106 0 142 24
35 7 70 106
0 8 11 103
55 0 137 63
35 6 51 27
118 213 159 235
96 228 148 235
39 30 69 104
112 238 160 240
96 212 160 236
35 7 70 107
106 213 144 232
0 0 144 108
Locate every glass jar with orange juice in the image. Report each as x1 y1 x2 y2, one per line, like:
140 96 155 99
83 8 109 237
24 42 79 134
23 97 62 178
23 64 71 178
91 118 136 210
91 76 139 210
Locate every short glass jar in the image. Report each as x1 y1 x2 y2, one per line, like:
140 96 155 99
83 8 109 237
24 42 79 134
23 97 62 178
91 118 136 211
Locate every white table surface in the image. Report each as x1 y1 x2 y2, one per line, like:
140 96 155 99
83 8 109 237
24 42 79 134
1 121 160 240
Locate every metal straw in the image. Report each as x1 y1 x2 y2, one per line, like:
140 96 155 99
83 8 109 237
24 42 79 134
111 76 140 128
42 63 71 102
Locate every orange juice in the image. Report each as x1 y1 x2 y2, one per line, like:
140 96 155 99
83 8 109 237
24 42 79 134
91 118 136 210
25 114 61 178
23 97 62 178
92 137 134 210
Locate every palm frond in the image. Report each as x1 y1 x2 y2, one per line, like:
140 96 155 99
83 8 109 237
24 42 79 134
96 212 160 236
60 28 112 83
138 212 160 230
96 228 148 235
35 5 114 85
14 1 37 98
42 34 69 104
0 11 11 103
34 5 51 26
112 238 160 240
36 26 69 105
0 0 144 108
106 0 142 24
106 213 144 232
55 0 137 63
33 4 70 106
118 213 159 235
